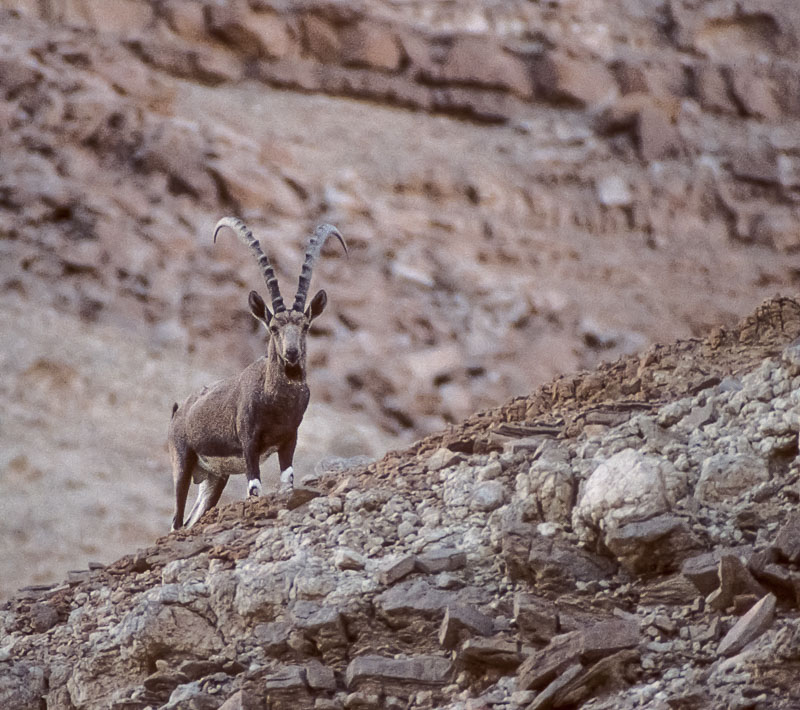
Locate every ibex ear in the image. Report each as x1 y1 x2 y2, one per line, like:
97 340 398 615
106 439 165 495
305 289 327 322
248 290 272 327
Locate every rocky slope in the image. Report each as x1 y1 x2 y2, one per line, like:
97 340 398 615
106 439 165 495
3 296 800 710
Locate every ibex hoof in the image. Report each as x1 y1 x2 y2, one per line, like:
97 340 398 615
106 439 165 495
247 479 262 497
280 466 294 489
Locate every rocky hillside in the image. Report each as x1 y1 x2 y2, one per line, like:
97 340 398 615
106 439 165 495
3 296 800 710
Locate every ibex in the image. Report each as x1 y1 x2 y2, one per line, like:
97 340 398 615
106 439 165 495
168 217 347 530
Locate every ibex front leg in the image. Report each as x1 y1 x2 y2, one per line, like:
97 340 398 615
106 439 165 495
244 441 262 497
278 433 297 490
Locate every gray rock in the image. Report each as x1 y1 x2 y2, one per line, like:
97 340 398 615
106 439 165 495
781 338 800 376
717 593 777 657
0 662 46 710
522 456 576 525
695 453 769 504
470 480 507 511
682 546 753 596
595 174 632 207
681 400 715 429
305 661 337 691
426 448 463 472
264 666 311 710
774 513 800 563
334 548 366 571
527 533 617 592
265 665 308 691
513 592 559 642
115 600 223 664
439 604 495 648
253 620 292 655
378 554 416 585
375 579 455 623
707 555 767 611
477 460 503 480
217 690 258 710
416 548 466 574
605 514 699 575
517 618 638 691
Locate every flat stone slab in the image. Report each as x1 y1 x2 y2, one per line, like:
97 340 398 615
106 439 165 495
416 548 467 574
517 618 639 691
717 593 776 657
345 654 452 690
458 638 523 669
378 554 416 586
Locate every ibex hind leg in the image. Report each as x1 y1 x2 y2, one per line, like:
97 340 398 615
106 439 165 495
170 442 196 531
186 474 229 527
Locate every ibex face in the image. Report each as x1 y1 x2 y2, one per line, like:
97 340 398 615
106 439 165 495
248 288 327 380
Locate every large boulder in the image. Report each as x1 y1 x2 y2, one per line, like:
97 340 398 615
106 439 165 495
572 449 689 542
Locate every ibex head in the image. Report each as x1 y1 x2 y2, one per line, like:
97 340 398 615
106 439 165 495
214 218 347 380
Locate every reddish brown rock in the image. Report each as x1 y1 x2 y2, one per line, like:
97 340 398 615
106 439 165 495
340 21 404 72
437 37 534 99
301 15 340 63
534 52 618 108
693 64 737 114
637 103 682 161
163 0 207 42
727 67 782 120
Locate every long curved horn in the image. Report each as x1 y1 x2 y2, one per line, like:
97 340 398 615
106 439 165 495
214 217 286 313
293 223 347 312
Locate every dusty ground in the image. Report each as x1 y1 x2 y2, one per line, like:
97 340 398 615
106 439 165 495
1 0 800 598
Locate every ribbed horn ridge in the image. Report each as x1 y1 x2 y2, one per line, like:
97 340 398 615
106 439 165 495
293 223 347 312
213 217 286 313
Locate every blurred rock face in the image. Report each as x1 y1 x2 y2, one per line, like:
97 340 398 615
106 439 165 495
0 0 799 595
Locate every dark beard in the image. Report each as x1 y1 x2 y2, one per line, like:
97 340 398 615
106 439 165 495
284 362 304 380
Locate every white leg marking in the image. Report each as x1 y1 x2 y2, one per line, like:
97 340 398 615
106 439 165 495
280 466 294 488
187 479 215 527
247 478 262 497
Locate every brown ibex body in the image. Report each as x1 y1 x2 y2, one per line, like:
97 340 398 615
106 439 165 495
168 217 346 530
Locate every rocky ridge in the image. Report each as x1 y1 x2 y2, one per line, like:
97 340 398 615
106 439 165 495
3 296 800 710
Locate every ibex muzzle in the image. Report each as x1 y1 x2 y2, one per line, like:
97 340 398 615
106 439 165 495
168 218 346 530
